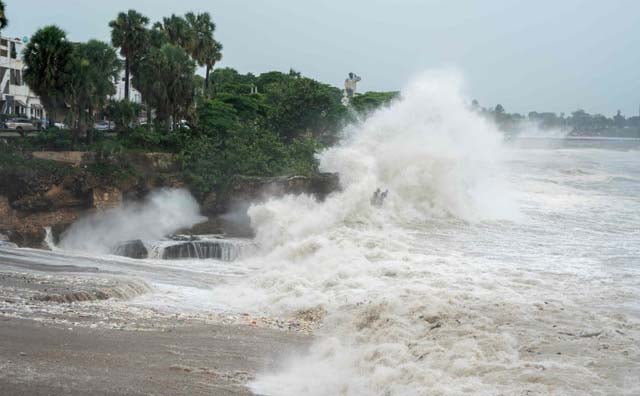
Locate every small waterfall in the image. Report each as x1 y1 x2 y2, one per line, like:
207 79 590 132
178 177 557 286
111 236 255 261
44 227 57 250
150 239 249 261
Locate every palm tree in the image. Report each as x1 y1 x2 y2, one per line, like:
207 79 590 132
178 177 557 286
185 12 222 96
66 40 121 144
185 12 213 58
154 14 192 50
204 41 223 95
0 1 8 30
23 25 74 122
133 44 195 129
109 9 149 101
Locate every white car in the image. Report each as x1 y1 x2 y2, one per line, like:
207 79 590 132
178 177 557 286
93 120 115 131
5 118 37 131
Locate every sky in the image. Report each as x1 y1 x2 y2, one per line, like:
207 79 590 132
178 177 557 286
4 0 640 116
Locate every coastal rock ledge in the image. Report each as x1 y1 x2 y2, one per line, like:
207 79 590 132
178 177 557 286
0 152 340 248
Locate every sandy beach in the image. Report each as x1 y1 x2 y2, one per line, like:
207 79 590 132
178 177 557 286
0 256 310 396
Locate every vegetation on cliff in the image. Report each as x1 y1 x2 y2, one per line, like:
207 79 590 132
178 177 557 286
13 8 397 199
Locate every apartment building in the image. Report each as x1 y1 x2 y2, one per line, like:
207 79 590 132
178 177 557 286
0 36 46 120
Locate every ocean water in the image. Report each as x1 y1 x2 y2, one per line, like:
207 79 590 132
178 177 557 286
242 138 640 396
228 74 640 395
2 72 639 395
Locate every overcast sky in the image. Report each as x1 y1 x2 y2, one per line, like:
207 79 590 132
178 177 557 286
4 0 639 116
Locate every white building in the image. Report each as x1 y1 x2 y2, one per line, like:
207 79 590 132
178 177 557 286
110 70 142 104
0 36 46 119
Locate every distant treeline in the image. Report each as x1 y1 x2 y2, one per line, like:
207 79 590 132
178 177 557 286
473 101 640 137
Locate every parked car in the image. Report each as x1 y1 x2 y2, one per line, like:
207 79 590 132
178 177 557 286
53 122 68 129
178 119 191 130
5 117 38 132
93 120 115 131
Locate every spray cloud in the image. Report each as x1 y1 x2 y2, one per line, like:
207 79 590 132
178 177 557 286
60 188 204 253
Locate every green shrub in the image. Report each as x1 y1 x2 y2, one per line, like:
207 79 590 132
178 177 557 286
120 126 166 150
105 100 142 131
0 147 75 176
92 139 126 156
33 128 73 150
285 137 320 175
85 160 137 182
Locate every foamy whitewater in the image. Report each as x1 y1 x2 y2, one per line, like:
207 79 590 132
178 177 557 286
2 72 638 395
214 73 639 395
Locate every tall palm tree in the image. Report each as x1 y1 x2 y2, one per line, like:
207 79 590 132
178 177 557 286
109 9 149 101
154 14 192 50
133 44 195 129
185 12 222 95
0 1 8 30
185 12 212 57
66 40 121 144
204 41 223 95
23 25 74 122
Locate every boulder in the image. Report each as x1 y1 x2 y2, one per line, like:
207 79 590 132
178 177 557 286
112 240 148 259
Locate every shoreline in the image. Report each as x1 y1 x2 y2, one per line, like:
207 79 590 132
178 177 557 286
0 249 312 395
0 317 309 396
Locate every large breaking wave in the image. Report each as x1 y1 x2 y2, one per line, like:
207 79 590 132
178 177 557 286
204 72 552 395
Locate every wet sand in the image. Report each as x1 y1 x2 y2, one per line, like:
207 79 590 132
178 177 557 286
0 317 308 396
0 256 310 395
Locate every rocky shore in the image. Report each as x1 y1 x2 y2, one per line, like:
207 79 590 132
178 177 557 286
0 150 339 248
0 150 338 394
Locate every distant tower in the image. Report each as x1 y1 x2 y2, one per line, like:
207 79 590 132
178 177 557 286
343 72 362 106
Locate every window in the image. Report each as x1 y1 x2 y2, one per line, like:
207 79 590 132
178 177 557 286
0 39 7 47
0 49 7 57
10 70 22 85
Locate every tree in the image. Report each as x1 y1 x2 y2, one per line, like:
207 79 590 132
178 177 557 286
109 9 149 101
65 40 121 145
569 109 591 131
264 77 345 141
215 93 265 122
105 99 141 132
196 98 240 146
154 14 192 50
256 71 291 92
203 41 223 95
351 91 399 114
211 68 255 95
613 110 625 128
185 12 220 96
132 44 196 129
23 25 74 123
0 1 8 30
